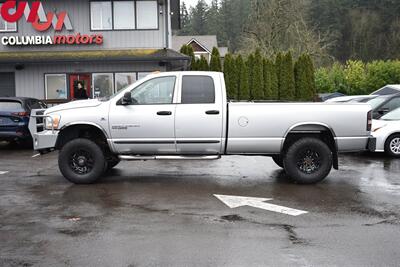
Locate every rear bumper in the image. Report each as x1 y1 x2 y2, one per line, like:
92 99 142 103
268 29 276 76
0 129 31 141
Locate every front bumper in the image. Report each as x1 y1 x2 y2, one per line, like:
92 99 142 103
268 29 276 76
31 130 59 151
29 109 59 151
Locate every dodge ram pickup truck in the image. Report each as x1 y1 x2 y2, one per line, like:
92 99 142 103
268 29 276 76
29 72 375 185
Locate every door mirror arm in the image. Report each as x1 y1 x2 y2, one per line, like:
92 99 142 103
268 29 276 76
121 92 133 105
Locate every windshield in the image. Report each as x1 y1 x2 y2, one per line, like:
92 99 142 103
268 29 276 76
367 97 388 109
381 108 400 121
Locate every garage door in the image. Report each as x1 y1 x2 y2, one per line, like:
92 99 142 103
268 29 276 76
0 73 16 97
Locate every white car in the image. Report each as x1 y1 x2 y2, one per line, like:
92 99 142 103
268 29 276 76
372 108 400 157
325 95 377 103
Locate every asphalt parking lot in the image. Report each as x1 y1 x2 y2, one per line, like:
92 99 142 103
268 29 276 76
0 142 400 267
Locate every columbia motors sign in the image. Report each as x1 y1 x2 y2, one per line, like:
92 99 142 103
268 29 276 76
0 1 103 46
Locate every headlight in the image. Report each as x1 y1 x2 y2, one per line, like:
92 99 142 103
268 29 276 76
45 115 61 130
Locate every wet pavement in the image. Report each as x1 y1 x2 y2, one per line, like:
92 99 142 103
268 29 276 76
0 142 400 266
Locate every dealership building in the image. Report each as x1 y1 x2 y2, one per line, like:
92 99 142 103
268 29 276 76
0 0 188 103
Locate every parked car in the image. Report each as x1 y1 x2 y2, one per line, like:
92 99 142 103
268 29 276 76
371 85 400 96
364 93 400 119
325 95 377 103
29 72 374 185
372 108 400 157
0 97 47 146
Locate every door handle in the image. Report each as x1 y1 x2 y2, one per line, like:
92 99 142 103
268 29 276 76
205 110 220 115
157 111 172 116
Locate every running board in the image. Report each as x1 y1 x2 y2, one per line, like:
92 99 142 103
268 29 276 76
119 155 221 161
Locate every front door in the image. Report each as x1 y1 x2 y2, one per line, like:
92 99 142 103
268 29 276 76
109 75 178 154
69 74 91 100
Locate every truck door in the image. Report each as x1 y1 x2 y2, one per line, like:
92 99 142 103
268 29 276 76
175 74 224 154
109 76 177 154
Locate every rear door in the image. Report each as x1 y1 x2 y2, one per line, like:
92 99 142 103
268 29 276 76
175 74 224 154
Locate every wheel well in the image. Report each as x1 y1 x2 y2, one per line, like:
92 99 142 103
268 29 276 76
282 125 338 169
56 124 109 151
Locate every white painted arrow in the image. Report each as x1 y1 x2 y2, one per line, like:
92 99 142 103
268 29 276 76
0 171 9 175
214 194 308 216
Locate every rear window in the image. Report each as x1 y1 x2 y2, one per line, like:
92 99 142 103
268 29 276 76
181 76 215 104
0 101 23 111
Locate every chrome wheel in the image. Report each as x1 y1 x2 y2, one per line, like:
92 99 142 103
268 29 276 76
296 149 321 174
390 137 400 155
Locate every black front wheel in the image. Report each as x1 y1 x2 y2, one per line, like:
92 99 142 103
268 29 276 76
58 138 105 184
283 138 332 184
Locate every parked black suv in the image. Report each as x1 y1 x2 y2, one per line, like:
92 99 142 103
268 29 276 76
0 97 47 146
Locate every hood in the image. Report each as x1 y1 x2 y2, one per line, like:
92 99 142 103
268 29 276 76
45 99 103 114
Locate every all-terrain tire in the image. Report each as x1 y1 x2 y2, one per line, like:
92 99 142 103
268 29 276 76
283 138 332 184
272 155 284 168
58 138 105 184
384 134 400 158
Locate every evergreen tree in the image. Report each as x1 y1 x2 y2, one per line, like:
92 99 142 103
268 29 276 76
187 45 197 71
294 54 307 100
252 49 264 100
223 53 235 99
236 55 250 100
191 0 208 35
275 52 283 100
247 53 255 99
180 44 188 55
197 56 210 71
279 52 296 101
263 58 276 99
210 47 222 72
305 54 316 100
179 2 191 35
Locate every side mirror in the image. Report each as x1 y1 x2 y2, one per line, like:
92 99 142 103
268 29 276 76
378 108 389 115
121 92 132 105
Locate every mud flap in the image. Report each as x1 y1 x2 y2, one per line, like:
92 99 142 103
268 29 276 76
333 151 339 170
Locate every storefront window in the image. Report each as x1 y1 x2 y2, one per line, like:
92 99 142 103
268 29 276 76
136 1 158 29
93 73 114 98
114 1 136 29
115 73 137 92
138 72 152 80
45 74 68 100
0 4 17 32
90 1 112 30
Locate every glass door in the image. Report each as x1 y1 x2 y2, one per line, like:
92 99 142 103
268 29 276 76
69 74 92 100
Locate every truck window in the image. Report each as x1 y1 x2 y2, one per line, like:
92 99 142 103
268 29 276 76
181 76 215 104
130 76 176 105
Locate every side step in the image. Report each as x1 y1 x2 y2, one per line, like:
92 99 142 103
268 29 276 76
119 155 221 161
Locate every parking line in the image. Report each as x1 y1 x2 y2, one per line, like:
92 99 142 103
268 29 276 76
0 171 9 175
32 154 41 158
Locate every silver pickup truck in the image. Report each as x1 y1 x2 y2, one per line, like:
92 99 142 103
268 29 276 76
29 72 375 185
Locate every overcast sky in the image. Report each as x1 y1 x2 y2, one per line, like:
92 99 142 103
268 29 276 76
182 0 211 8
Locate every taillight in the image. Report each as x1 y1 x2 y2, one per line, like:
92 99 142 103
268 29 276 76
367 111 372 131
11 111 29 117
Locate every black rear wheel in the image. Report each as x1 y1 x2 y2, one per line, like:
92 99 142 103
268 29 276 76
59 138 105 184
283 138 332 184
